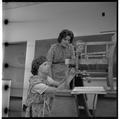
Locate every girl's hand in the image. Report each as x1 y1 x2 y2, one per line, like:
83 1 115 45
57 82 65 90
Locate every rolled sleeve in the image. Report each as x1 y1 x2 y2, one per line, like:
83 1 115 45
32 83 48 95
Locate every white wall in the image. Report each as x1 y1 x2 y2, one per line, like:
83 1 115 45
3 2 116 42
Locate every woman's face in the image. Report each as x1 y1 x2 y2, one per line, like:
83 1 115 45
61 35 71 47
38 61 50 75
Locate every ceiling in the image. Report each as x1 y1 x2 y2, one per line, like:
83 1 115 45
2 2 45 10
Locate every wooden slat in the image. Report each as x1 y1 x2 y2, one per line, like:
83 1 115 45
85 41 114 45
80 59 107 64
87 55 106 58
84 77 116 81
88 72 107 74
86 51 106 55
107 34 116 89
69 59 107 65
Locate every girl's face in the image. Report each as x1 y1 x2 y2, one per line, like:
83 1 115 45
38 61 50 75
61 35 71 47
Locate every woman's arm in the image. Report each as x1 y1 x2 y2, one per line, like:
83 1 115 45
48 62 52 78
65 68 76 87
46 45 55 77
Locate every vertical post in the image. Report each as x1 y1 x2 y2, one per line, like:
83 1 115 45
107 33 116 90
85 43 88 60
106 43 108 59
22 40 35 106
76 52 79 72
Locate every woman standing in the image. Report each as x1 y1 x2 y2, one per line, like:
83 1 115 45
46 29 75 82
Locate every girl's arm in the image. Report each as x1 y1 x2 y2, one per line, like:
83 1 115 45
44 86 71 94
47 76 65 87
32 83 58 95
48 68 75 89
32 68 75 95
32 83 67 95
32 81 71 96
51 68 75 89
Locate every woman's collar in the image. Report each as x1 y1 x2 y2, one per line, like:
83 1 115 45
59 43 69 48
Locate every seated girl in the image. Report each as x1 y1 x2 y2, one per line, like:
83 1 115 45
25 56 75 117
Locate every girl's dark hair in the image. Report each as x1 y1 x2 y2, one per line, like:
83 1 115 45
31 56 46 75
57 29 74 43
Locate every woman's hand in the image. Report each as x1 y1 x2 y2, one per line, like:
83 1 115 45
66 68 76 86
68 68 76 78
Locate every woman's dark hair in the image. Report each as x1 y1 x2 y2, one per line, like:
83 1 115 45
31 56 46 75
57 29 74 43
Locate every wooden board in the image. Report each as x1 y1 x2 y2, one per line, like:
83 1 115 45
71 86 106 94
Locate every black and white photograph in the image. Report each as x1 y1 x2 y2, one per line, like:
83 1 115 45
2 1 117 118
